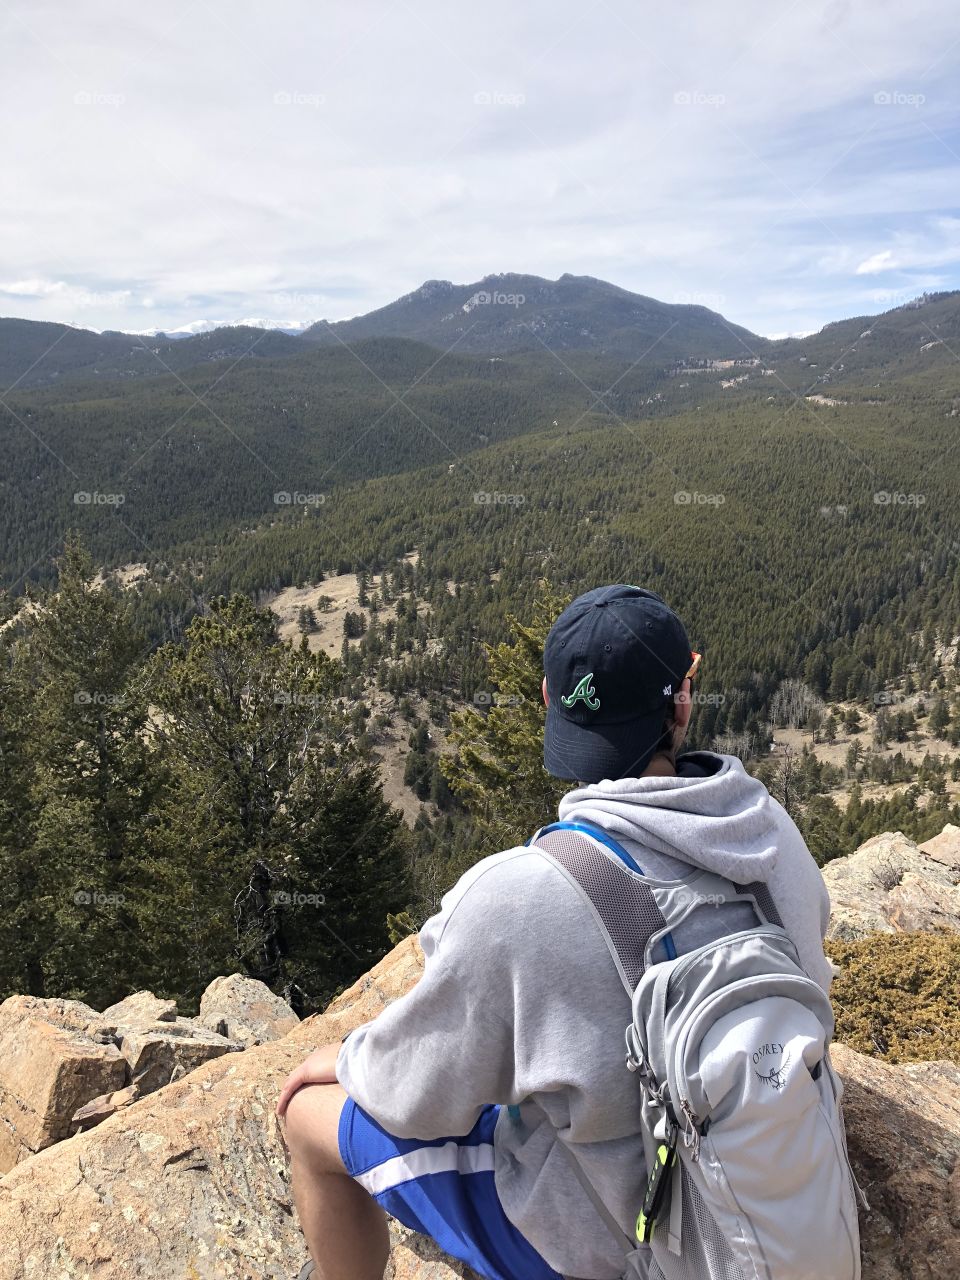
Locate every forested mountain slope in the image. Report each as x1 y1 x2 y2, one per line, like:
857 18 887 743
5 288 960 593
0 337 684 585
0 272 760 390
181 391 960 725
0 318 303 389
765 290 960 392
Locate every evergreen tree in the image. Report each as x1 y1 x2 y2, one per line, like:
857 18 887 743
930 697 951 739
800 795 844 866
442 587 569 850
0 627 38 997
297 604 318 635
15 538 162 1002
145 593 408 1011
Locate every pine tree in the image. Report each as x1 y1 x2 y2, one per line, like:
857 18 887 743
843 707 862 734
930 697 950 739
800 795 843 866
0 626 38 997
145 593 408 1011
297 604 318 635
15 537 162 1003
442 586 569 850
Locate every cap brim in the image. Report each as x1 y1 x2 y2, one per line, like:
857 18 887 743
543 700 670 783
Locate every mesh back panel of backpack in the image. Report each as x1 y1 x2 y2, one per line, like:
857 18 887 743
534 829 667 990
736 880 782 927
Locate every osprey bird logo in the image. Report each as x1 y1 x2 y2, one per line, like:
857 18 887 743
561 673 600 711
755 1048 791 1091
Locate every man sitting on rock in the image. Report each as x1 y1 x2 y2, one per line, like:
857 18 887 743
277 585 835 1280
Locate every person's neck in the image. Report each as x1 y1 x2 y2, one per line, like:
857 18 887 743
641 750 678 778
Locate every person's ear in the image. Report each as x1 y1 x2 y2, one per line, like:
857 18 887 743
542 675 550 708
673 677 693 735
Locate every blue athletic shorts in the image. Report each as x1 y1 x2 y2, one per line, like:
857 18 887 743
338 1097 564 1280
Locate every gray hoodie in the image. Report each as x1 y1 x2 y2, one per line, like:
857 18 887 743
337 753 834 1279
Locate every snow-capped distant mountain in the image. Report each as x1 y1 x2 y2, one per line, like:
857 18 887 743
126 317 320 339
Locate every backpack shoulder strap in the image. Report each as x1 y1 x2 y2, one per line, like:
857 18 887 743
528 821 674 996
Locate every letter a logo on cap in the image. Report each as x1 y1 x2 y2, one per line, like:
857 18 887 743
561 673 600 711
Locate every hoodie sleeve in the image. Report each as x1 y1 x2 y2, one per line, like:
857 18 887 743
335 855 522 1139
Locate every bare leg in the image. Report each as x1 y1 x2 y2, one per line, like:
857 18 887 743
282 1081 390 1280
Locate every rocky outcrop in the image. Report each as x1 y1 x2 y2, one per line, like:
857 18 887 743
0 996 128 1173
0 934 959 1278
0 989 247 1173
0 977 301 1173
919 822 960 870
834 1043 960 1280
198 973 300 1047
0 937 445 1279
822 828 960 939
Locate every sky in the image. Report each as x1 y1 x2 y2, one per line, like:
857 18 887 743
2 0 960 338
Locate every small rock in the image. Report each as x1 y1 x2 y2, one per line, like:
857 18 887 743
72 1084 140 1130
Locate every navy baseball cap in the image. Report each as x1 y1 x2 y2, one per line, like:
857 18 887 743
543 584 694 783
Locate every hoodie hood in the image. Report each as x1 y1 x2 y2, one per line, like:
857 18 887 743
556 751 781 885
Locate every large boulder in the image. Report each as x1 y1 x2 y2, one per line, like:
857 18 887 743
834 1043 960 1279
918 822 960 871
0 991 242 1171
199 973 299 1047
0 996 127 1173
822 829 960 939
0 933 958 1278
118 1019 242 1093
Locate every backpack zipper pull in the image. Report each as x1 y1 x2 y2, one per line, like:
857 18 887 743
679 1098 702 1162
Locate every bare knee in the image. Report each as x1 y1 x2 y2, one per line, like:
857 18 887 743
283 1081 349 1176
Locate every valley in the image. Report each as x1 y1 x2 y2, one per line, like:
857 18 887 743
3 272 960 1005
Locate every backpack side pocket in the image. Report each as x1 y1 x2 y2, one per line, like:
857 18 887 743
686 993 860 1280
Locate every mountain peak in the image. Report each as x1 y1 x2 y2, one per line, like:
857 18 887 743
300 272 759 358
400 280 456 304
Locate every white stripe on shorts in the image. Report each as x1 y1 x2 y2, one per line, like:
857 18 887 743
354 1140 496 1197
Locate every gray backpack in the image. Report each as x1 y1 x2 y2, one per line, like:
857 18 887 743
529 821 866 1280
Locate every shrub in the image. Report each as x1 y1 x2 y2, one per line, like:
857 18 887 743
828 931 960 1063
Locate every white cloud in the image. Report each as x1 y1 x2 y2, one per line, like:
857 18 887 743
855 218 960 279
856 250 897 275
1 0 959 337
0 278 133 309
